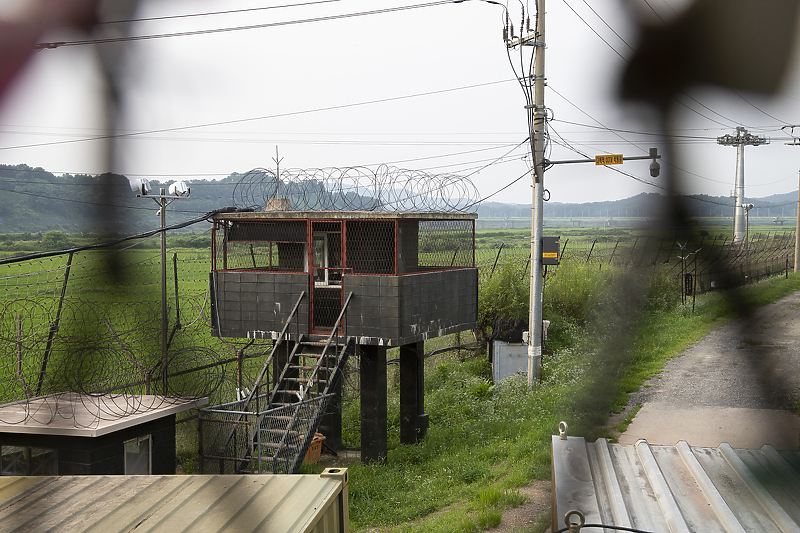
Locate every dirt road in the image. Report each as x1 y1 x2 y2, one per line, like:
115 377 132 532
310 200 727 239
617 288 800 449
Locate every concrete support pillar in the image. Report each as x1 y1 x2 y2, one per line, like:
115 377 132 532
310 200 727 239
400 341 427 444
319 374 342 451
360 344 387 464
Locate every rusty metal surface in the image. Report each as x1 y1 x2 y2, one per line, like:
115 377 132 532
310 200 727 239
0 468 348 533
553 435 800 533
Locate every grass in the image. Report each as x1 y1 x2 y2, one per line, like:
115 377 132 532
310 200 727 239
614 403 642 435
344 268 800 532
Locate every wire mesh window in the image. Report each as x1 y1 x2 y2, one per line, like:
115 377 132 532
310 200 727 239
214 220 307 272
345 220 396 274
415 219 474 271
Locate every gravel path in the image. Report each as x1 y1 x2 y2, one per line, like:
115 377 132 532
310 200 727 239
614 288 800 449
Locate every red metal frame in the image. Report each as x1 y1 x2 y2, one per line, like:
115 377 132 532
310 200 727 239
309 220 344 335
394 219 399 276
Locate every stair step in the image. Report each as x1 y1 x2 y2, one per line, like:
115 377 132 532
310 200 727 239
258 457 292 464
283 378 328 385
259 442 298 450
302 341 338 347
262 429 301 436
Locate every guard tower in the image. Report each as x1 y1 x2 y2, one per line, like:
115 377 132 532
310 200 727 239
207 210 478 466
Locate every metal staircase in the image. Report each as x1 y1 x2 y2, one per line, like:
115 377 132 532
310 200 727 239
252 292 354 473
199 292 355 475
252 332 355 473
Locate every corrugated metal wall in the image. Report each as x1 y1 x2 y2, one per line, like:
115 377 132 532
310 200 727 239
553 435 800 532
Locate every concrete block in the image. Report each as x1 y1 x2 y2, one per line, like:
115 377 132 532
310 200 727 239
241 301 258 313
240 291 258 302
379 305 399 319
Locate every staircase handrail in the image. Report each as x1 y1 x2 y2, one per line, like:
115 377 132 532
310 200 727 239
300 291 353 400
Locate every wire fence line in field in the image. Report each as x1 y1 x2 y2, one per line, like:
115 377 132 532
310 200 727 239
477 232 796 291
0 232 274 425
0 228 795 427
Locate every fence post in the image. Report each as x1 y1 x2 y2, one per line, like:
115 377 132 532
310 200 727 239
198 413 204 474
490 243 505 279
626 238 639 266
587 239 597 262
638 236 649 265
37 251 74 396
609 238 621 265
16 315 32 397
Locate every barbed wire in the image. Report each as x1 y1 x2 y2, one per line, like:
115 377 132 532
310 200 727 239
232 164 481 212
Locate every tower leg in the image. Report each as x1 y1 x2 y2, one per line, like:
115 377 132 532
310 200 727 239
400 341 427 444
360 344 387 464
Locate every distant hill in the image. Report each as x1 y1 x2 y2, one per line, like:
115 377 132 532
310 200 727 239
477 191 799 219
1 163 797 233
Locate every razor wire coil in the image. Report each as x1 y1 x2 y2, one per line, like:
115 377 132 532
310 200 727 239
232 164 481 212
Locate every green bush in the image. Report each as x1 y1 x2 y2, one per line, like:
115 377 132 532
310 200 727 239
477 261 529 339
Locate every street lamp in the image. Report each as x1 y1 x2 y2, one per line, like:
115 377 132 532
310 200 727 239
128 178 191 393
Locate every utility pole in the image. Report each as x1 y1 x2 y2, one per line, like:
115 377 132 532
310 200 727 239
130 179 190 394
717 127 768 244
796 169 800 273
530 0 545 386
504 0 545 386
786 136 800 271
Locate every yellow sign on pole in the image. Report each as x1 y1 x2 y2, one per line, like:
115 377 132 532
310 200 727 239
595 154 623 165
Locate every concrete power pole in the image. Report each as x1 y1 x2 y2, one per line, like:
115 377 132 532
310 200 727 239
505 0 545 386
717 127 768 244
529 0 545 386
787 137 800 271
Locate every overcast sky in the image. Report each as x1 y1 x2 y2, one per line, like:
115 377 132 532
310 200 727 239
1 0 800 208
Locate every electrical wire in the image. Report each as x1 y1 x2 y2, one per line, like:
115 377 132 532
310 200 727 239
93 0 347 26
562 0 627 61
0 79 516 152
35 1 455 49
734 90 790 124
559 1 751 129
641 0 667 25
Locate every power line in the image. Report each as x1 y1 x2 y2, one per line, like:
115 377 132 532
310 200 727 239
550 118 717 140
95 0 346 26
0 79 515 152
733 90 789 124
561 0 627 61
580 0 634 52
35 1 455 49
559 2 750 129
641 0 668 25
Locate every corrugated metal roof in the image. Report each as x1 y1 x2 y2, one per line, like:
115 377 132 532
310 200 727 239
0 469 348 533
552 435 800 533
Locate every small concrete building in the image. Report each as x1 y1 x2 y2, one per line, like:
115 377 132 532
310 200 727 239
208 210 478 463
0 393 206 476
